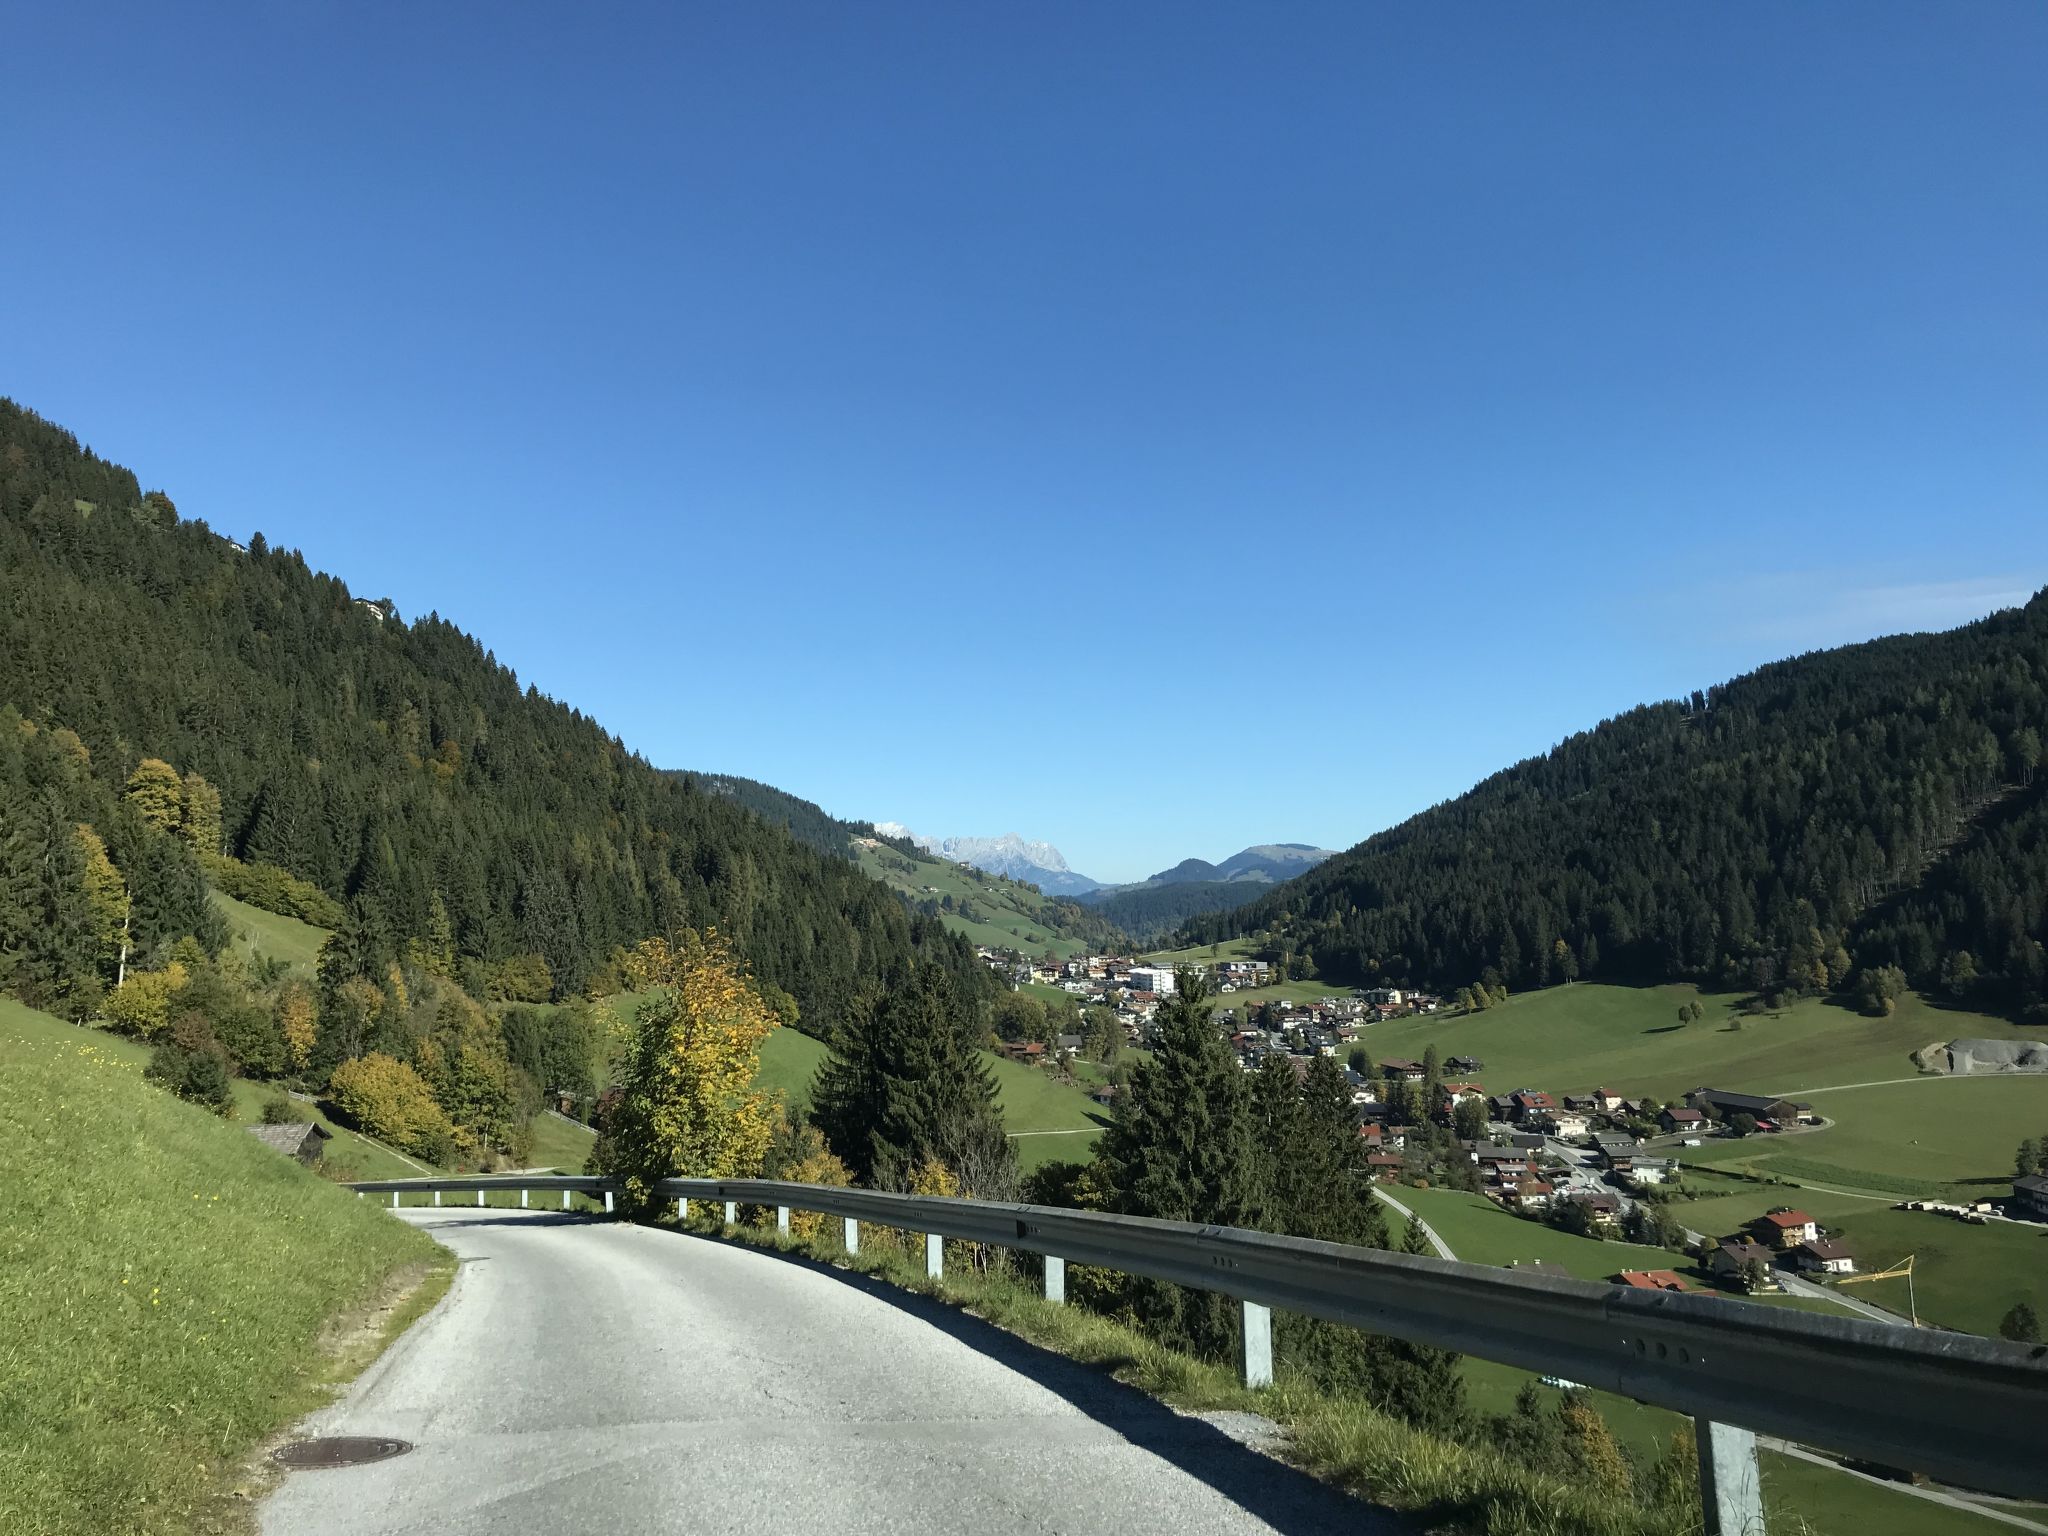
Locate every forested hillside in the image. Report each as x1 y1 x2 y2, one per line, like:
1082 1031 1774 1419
1192 600 2048 1021
0 399 987 1037
1086 878 1265 944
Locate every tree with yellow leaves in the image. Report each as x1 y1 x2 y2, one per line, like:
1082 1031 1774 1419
75 824 129 982
594 931 777 1210
275 981 318 1071
123 758 184 833
329 1051 454 1161
102 962 188 1039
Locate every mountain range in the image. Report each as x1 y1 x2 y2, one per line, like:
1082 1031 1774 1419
869 828 1101 896
870 827 1339 907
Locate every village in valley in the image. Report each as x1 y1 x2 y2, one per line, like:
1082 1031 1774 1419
974 943 2048 1308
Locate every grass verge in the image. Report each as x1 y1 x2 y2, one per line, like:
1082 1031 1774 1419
0 1012 443 1536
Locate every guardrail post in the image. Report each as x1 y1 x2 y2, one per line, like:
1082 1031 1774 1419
724 1200 737 1226
1696 1419 1764 1535
677 1196 689 1222
1240 1301 1273 1389
561 1190 571 1210
390 1191 399 1209
843 1216 859 1254
604 1189 615 1215
1044 1256 1066 1304
777 1205 790 1235
476 1190 485 1207
925 1233 943 1279
433 1190 441 1207
521 1189 528 1209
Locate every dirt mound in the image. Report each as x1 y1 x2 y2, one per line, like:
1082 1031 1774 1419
1917 1038 2048 1075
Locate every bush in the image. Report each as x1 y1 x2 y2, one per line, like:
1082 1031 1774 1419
327 1052 453 1161
144 1043 234 1116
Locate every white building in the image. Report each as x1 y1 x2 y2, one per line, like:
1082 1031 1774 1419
1128 965 1177 995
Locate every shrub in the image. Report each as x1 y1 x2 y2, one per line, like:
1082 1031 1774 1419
144 1043 234 1116
327 1052 453 1161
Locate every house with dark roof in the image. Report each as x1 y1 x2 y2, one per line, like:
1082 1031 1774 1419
2011 1174 2048 1221
1689 1087 1812 1124
1787 1239 1857 1275
1711 1240 1780 1291
247 1121 331 1165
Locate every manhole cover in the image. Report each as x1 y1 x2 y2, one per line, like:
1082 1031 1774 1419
272 1436 413 1469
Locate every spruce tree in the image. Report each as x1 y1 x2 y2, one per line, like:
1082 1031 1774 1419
812 965 1010 1193
1091 968 1260 1359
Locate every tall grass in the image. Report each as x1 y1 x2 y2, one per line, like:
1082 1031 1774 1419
0 1018 442 1535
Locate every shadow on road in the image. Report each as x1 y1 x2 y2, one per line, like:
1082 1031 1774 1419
660 1227 1407 1535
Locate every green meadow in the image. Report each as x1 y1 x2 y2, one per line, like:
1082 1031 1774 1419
854 844 1093 957
0 1001 441 1536
210 889 331 977
1355 982 2032 1103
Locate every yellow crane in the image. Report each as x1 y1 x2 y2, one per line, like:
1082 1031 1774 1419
1834 1254 1917 1326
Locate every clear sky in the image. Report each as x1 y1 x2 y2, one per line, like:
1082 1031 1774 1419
5 5 2044 882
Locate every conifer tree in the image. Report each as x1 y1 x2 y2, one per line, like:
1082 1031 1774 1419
1090 968 1260 1358
811 964 1010 1193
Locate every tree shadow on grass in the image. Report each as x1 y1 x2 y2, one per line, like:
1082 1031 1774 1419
659 1227 1404 1535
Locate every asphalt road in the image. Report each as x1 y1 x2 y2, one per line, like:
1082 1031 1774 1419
261 1210 1398 1536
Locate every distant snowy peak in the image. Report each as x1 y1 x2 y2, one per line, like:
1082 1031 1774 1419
869 824 1100 896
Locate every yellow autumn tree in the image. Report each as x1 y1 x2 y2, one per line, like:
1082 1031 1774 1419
102 963 188 1039
123 758 184 833
179 771 223 856
329 1052 453 1160
75 824 129 980
596 932 776 1209
275 981 318 1071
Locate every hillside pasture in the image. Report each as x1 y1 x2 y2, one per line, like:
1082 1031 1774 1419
855 844 1092 957
1354 982 2030 1103
0 999 440 1536
211 888 331 976
11 1000 425 1180
1816 1206 2048 1337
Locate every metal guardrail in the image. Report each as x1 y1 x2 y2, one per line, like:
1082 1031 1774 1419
354 1173 2048 1530
349 1174 614 1211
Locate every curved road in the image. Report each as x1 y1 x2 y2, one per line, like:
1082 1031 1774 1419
261 1210 1396 1536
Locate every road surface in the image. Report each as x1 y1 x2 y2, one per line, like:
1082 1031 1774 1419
262 1210 1397 1536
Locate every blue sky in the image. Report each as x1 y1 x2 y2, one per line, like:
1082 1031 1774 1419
6 5 2044 882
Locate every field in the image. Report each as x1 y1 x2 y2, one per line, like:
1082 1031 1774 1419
211 889 331 976
11 1000 425 1181
0 1000 441 1536
1684 1075 2048 1200
855 844 1093 957
1384 1184 1692 1281
1821 1206 2048 1336
1355 981 2034 1103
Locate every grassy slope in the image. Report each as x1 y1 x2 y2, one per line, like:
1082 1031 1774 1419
210 890 330 977
14 1002 422 1181
0 1000 440 1536
1387 1185 1692 1281
855 844 1092 958
1356 982 2034 1103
